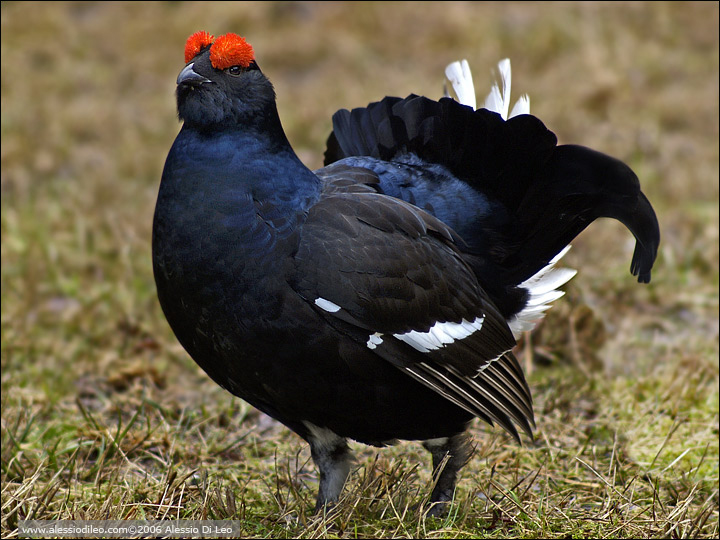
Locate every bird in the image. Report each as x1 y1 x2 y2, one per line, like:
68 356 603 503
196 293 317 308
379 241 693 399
152 31 660 516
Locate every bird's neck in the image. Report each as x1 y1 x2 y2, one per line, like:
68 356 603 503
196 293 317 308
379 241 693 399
168 103 321 211
156 106 323 273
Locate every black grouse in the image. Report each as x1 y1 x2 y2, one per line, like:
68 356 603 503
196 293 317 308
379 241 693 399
152 31 660 515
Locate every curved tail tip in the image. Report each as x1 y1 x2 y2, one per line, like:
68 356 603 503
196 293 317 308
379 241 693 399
631 248 657 283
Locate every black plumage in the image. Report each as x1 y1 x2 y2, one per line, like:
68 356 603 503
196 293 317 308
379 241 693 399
152 32 660 516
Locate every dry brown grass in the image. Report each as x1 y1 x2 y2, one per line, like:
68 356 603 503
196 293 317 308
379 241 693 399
2 2 718 538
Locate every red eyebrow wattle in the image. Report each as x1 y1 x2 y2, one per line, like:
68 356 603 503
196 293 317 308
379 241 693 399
209 33 254 70
185 31 215 63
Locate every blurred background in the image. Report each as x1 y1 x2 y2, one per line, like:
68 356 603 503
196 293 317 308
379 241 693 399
1 1 718 532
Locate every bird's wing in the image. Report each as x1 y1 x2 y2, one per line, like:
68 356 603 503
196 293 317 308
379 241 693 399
314 161 381 194
290 184 534 441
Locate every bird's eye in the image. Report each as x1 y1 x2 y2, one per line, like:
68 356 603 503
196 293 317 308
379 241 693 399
226 66 243 76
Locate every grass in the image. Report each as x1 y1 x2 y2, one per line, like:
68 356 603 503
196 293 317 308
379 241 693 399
2 1 718 538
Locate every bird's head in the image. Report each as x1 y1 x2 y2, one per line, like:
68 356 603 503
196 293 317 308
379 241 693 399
176 31 276 129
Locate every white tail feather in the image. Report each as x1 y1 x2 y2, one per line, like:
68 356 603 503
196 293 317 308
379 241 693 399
444 58 531 117
483 58 512 119
508 246 577 339
444 60 476 109
509 94 530 118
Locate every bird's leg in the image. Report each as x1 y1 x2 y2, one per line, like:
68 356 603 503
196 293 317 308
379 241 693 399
422 432 474 517
306 424 353 513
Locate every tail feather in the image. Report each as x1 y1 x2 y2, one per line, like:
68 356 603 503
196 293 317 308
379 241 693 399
447 58 531 119
508 246 577 338
509 94 530 118
324 55 660 296
522 144 660 284
445 60 476 109
483 58 512 119
629 192 660 283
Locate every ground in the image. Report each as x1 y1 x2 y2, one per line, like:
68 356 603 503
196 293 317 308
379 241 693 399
1 2 718 538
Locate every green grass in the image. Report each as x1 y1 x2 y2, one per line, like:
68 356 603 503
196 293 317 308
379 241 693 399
2 2 718 538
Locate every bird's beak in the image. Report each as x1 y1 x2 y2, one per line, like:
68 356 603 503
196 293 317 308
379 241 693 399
177 63 212 86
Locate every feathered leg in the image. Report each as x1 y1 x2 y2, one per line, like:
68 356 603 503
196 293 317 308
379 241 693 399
423 432 474 517
307 424 353 512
